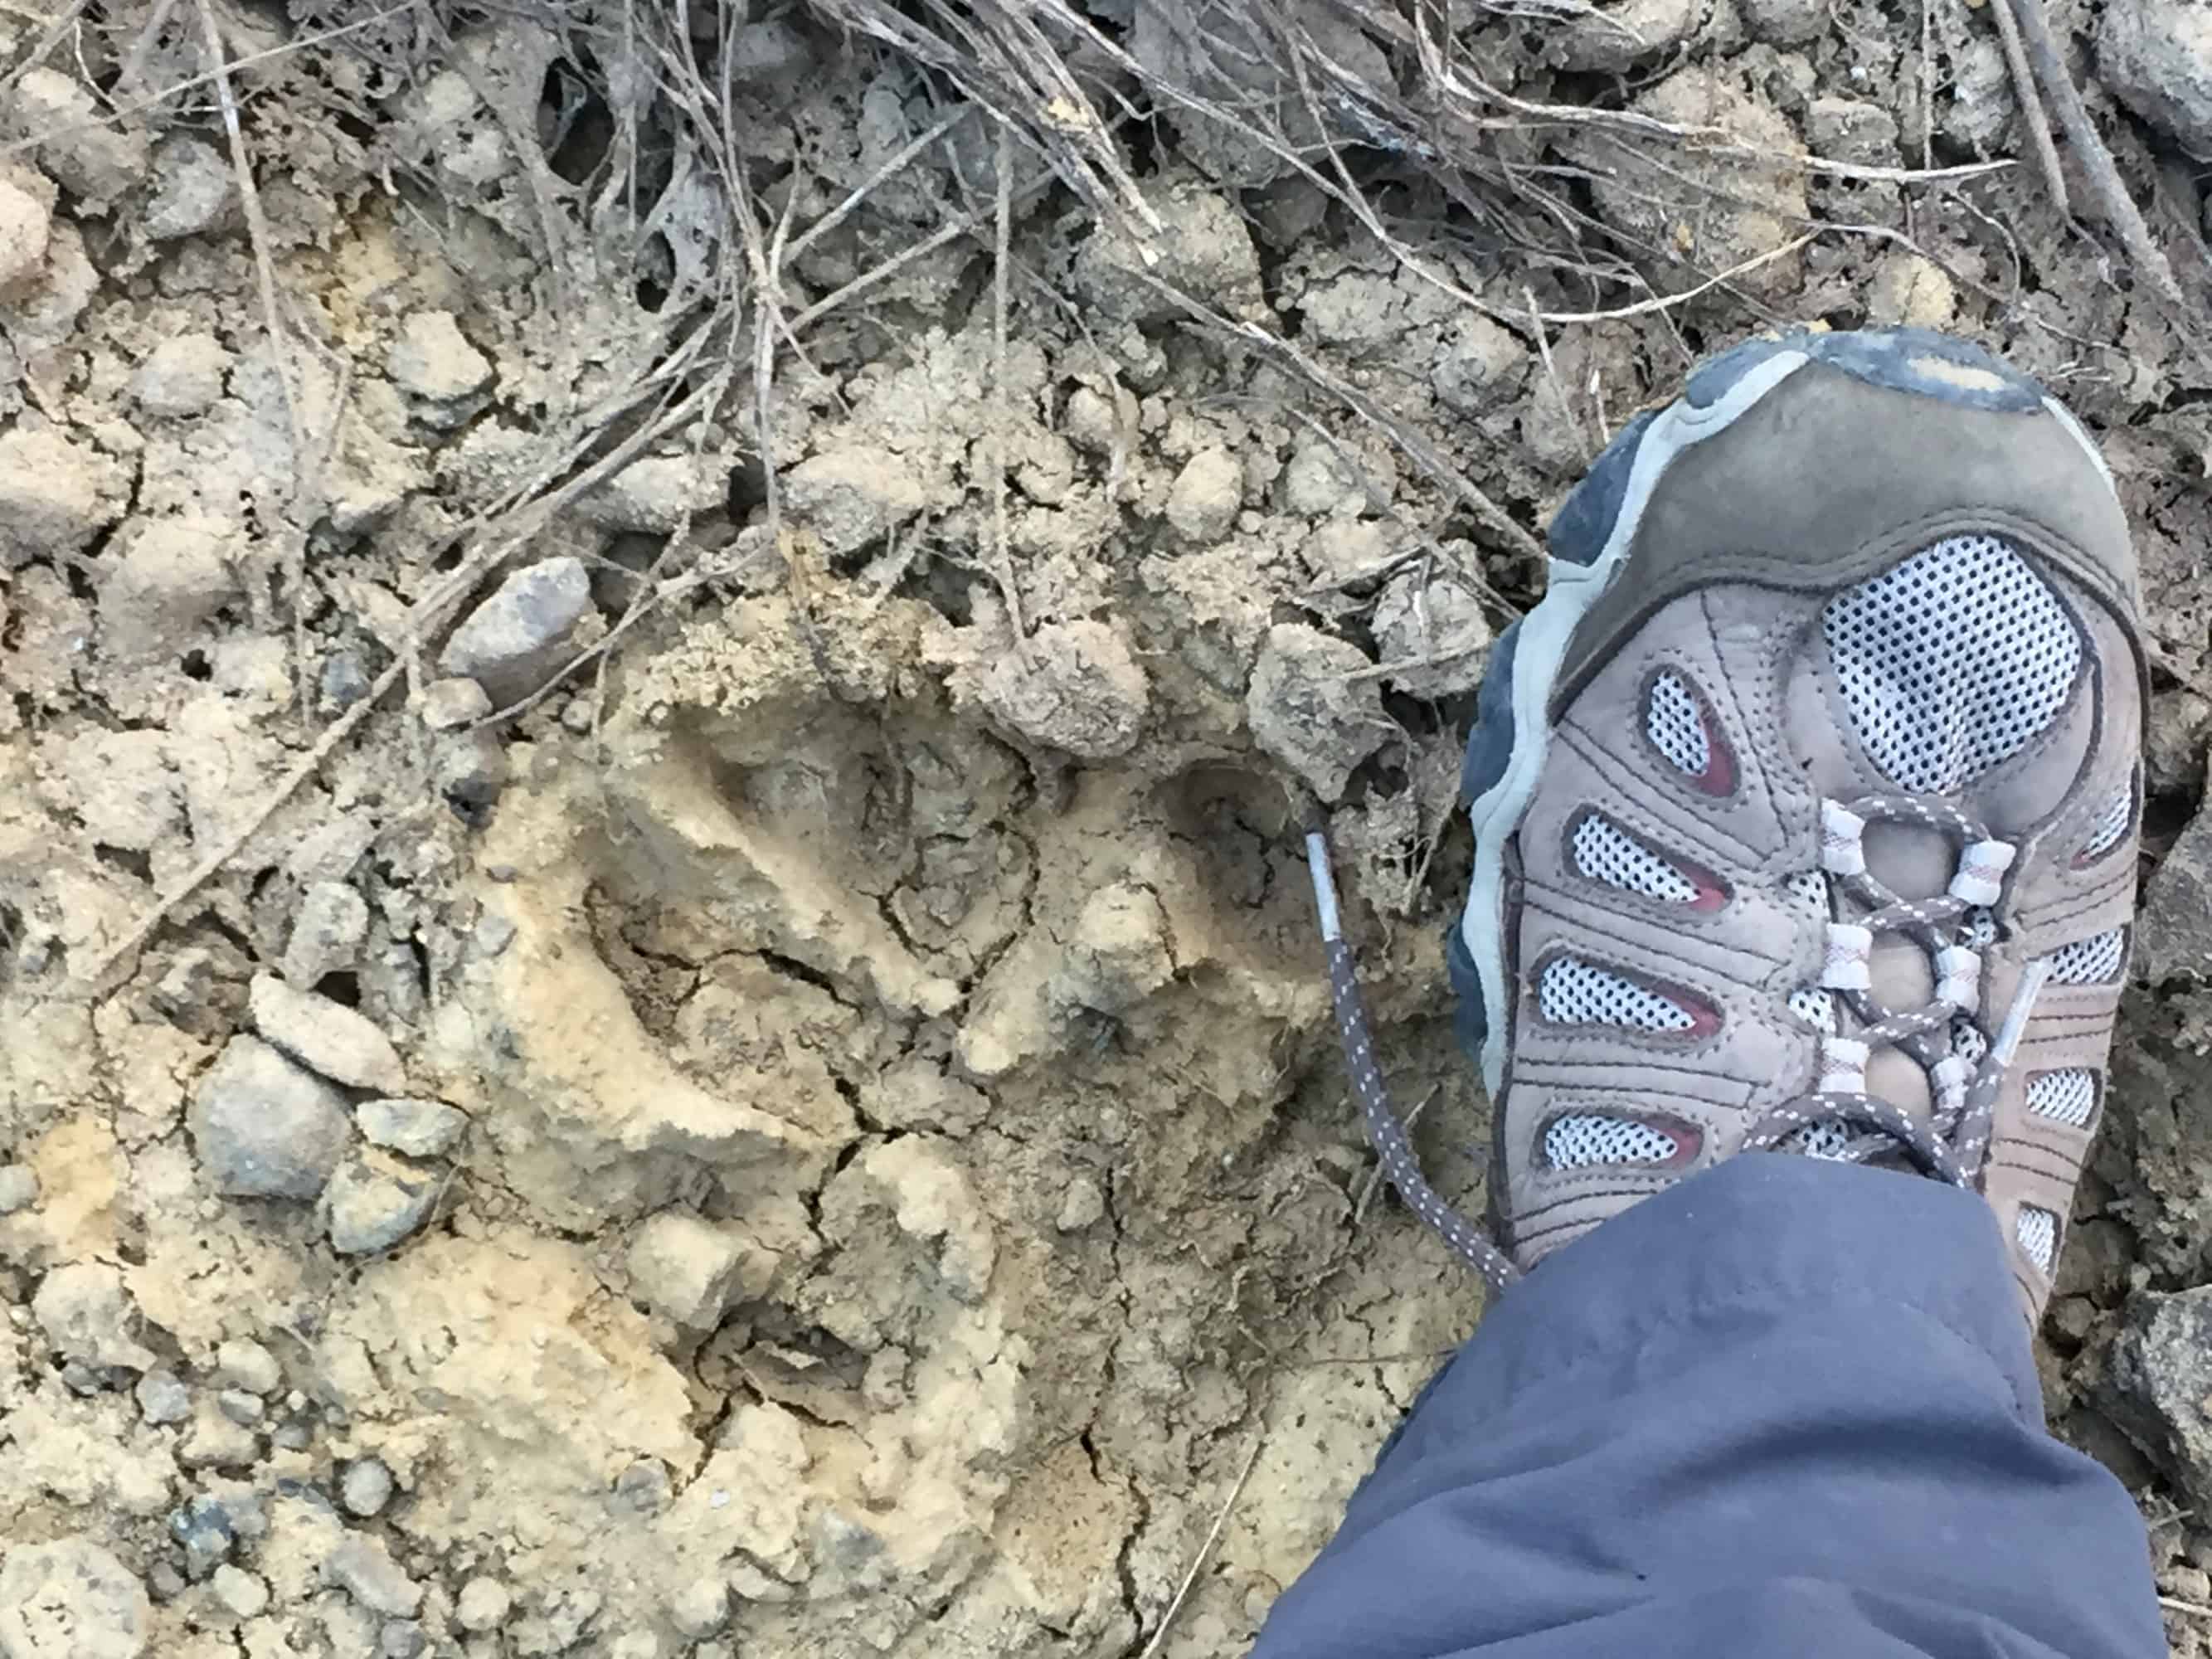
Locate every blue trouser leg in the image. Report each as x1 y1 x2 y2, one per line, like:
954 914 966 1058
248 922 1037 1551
1252 1156 2163 1658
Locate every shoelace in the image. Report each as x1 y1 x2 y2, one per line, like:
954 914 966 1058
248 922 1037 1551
1304 795 2050 1297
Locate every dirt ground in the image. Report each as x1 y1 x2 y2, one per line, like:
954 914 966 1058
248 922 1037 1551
7 2 2212 1656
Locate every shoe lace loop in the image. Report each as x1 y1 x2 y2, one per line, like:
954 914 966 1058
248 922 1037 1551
1744 793 2045 1187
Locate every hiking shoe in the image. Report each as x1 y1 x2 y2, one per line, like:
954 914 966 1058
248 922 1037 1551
1444 328 2142 1319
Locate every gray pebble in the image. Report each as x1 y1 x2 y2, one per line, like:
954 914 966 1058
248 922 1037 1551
614 1458 669 1514
437 556 591 706
216 1389 265 1427
146 1559 186 1601
320 650 372 713
325 1533 422 1617
419 675 491 732
0 1161 37 1214
455 1576 510 1632
1056 1175 1106 1233
433 729 508 821
354 1097 468 1160
381 1619 428 1659
342 1457 394 1518
272 1422 313 1452
215 1337 281 1395
136 1370 191 1424
143 135 236 240
34 1261 156 1370
249 973 406 1093
211 1563 270 1618
169 1495 236 1580
282 882 370 991
325 1150 440 1257
188 1035 352 1199
61 1358 108 1395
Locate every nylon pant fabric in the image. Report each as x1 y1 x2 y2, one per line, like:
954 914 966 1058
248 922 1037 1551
1250 1156 2163 1658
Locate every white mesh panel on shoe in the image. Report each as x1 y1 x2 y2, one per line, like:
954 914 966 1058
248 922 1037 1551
1646 673 1709 775
1538 957 1695 1030
2027 1068 2099 1128
1571 814 1697 902
1823 536 2082 795
2048 928 2125 985
2083 781 2134 860
1952 1014 1989 1066
1544 1113 1678 1169
1783 1120 1853 1160
1786 869 1829 915
1787 986 1837 1032
2015 1205 2059 1274
1958 907 1998 949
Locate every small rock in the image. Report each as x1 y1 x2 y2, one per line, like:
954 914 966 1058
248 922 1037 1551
1280 438 1362 517
168 1494 236 1580
145 1562 185 1603
437 556 591 706
381 1621 427 1659
8 70 149 206
0 1538 150 1657
1052 883 1174 1017
387 309 494 405
189 1035 353 1200
614 1458 671 1514
1165 449 1242 546
628 1211 747 1330
455 1577 510 1632
60 1360 106 1396
669 1578 728 1639
1805 95 1899 166
32 1262 157 1371
433 729 508 822
97 515 237 662
355 1098 468 1160
282 882 369 991
129 333 231 419
576 455 723 533
0 1163 36 1215
1062 385 1118 455
1865 252 1957 331
1550 0 1701 71
177 1409 257 1472
975 620 1150 760
419 676 492 731
1057 1175 1106 1233
1581 67 1807 301
135 1371 190 1425
216 1389 264 1427
2098 0 2212 155
209 1564 268 1619
214 1338 280 1395
341 1457 394 1519
0 427 119 570
2137 795 2212 982
142 136 236 240
324 1149 440 1257
2107 1286 2212 1512
324 1533 422 1618
0 170 51 290
783 448 929 557
1432 315 1530 416
1372 568 1493 699
1073 174 1265 324
320 651 372 713
1246 623 1393 801
249 974 406 1092
1739 0 1826 41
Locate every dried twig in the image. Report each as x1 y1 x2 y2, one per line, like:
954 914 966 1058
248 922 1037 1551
2004 0 2193 319
1131 1431 1267 1659
987 117 1024 640
1986 0 2069 219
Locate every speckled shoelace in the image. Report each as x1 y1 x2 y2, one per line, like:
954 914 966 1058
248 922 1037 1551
1303 794 2050 1297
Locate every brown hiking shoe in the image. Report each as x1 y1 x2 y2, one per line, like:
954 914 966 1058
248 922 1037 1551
1413 328 2141 1319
